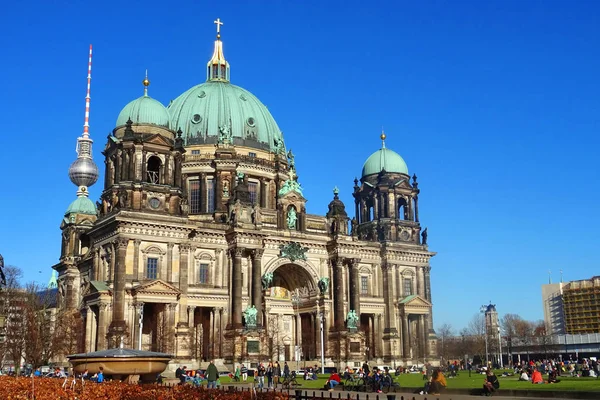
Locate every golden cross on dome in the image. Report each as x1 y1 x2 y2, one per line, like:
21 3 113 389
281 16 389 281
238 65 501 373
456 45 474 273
214 18 223 37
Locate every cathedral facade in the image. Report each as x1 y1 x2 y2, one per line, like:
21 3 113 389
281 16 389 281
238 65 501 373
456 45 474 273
55 23 437 367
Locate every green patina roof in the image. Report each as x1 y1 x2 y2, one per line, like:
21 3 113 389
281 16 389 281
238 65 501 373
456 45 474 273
90 280 110 292
399 294 418 304
116 95 170 128
362 147 408 177
168 81 284 151
65 196 97 216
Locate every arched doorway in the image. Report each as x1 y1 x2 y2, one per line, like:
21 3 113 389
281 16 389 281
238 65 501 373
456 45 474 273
265 263 318 364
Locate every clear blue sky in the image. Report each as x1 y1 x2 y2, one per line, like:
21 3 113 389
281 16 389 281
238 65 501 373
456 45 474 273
1 0 599 332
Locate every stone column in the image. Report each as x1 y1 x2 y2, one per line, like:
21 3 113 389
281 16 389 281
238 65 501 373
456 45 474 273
110 239 129 335
93 249 100 281
133 239 141 280
313 311 320 358
348 258 360 317
231 248 244 327
166 243 174 283
418 315 426 359
417 266 425 297
333 258 345 331
382 263 397 334
188 306 195 328
414 195 419 223
84 306 92 352
109 242 116 282
376 313 383 356
218 308 224 357
133 302 143 350
97 303 109 350
251 249 264 325
373 195 379 219
260 178 267 208
402 313 410 358
367 315 373 359
354 200 360 224
209 308 215 358
214 249 222 288
179 244 190 323
422 314 430 358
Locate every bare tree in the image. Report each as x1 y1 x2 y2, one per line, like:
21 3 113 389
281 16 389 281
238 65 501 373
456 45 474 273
0 266 26 374
436 323 454 363
22 283 56 368
155 308 174 354
466 313 486 364
52 310 84 358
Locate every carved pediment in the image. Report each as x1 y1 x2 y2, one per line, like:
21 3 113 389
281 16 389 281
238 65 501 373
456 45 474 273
143 133 172 147
393 179 412 189
132 279 181 297
399 294 432 310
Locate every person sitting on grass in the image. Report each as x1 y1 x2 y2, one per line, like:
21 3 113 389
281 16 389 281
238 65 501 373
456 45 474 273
531 369 544 384
482 369 499 396
326 371 341 391
548 368 560 384
429 369 447 395
519 370 530 381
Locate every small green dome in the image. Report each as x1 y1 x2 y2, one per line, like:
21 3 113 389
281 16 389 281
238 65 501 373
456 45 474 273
65 196 97 216
168 81 284 151
362 148 409 177
116 95 170 128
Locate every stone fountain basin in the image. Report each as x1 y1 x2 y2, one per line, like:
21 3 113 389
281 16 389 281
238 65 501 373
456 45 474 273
68 348 172 382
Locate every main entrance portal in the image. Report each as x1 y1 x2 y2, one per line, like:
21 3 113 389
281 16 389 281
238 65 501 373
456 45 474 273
264 263 320 364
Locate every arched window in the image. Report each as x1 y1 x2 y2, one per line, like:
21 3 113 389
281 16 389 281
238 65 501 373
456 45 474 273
147 156 161 184
398 197 407 221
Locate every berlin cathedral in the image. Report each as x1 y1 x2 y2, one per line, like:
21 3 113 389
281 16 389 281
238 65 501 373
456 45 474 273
54 19 437 368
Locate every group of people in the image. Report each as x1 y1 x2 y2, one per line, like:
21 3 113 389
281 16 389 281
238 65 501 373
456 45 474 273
251 361 289 389
175 360 220 388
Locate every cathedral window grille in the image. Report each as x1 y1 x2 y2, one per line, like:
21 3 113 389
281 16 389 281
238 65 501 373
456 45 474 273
361 276 368 295
403 278 413 296
248 181 258 205
191 150 200 155
147 156 161 184
198 262 209 284
248 152 256 158
189 179 201 214
146 257 158 280
206 179 215 213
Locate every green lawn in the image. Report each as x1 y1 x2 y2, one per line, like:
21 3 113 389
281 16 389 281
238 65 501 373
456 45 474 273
218 370 600 392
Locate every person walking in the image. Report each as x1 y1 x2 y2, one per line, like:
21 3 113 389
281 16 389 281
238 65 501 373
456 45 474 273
283 362 290 378
273 361 281 388
266 362 274 389
206 360 219 389
240 364 248 382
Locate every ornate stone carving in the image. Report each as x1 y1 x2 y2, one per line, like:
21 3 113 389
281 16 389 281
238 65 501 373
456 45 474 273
250 248 264 260
279 242 308 262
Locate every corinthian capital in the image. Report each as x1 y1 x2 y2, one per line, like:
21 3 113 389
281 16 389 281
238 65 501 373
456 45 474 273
251 248 264 260
346 258 360 268
116 238 129 250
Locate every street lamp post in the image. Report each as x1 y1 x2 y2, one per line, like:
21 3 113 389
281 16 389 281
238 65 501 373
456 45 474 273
319 311 325 374
291 291 300 372
480 305 489 367
497 327 503 368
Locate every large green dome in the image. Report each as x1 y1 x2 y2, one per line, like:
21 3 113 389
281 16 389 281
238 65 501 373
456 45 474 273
116 95 170 128
362 147 409 177
65 196 97 216
168 81 284 151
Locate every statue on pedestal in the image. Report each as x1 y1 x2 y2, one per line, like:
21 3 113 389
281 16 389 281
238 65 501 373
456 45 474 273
243 305 258 329
347 310 359 330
